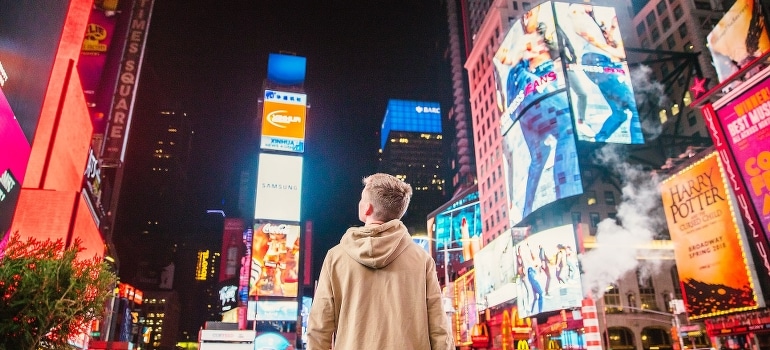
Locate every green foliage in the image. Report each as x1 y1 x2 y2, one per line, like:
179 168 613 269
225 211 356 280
0 233 117 350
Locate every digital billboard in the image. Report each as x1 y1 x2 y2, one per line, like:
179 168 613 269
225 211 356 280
553 2 643 144
429 188 482 263
220 218 245 282
474 229 517 310
254 153 303 222
494 2 582 225
514 225 582 318
707 0 770 84
249 223 300 298
267 53 307 86
660 152 762 319
253 300 299 321
260 89 307 153
380 99 442 150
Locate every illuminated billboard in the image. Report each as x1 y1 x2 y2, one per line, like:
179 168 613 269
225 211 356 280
494 2 582 225
253 300 298 321
553 2 643 144
428 187 482 264
254 153 303 222
220 218 245 282
267 53 307 86
474 229 517 310
660 152 762 319
701 69 770 281
454 270 478 346
261 90 307 153
514 225 582 318
249 223 300 298
707 0 770 84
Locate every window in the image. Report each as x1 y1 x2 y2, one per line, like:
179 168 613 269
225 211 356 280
694 0 711 10
651 27 660 41
646 11 656 26
673 5 683 20
678 23 688 39
659 109 668 124
590 212 601 228
688 111 698 126
656 1 667 16
637 269 659 311
662 17 671 31
604 284 623 313
666 35 676 50
522 2 531 10
636 22 646 37
586 191 597 205
604 191 616 206
671 266 683 299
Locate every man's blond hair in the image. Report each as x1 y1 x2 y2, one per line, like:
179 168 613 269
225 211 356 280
362 173 413 221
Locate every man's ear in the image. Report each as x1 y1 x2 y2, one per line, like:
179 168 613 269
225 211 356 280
365 202 375 216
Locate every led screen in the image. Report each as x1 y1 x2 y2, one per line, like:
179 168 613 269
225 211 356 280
660 152 761 319
261 90 307 153
514 225 582 318
249 223 300 298
474 230 517 310
454 270 478 345
707 0 770 84
553 2 643 144
220 218 245 282
254 153 303 222
431 190 482 263
495 2 582 225
267 53 307 86
254 300 298 321
714 77 770 257
380 99 441 150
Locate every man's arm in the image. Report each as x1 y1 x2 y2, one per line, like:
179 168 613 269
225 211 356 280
306 254 336 350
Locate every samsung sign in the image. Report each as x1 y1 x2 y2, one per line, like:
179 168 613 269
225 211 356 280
254 153 303 222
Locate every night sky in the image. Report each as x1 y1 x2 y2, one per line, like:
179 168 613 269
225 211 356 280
131 0 452 279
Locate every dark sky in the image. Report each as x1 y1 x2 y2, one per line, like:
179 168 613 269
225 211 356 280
134 0 452 278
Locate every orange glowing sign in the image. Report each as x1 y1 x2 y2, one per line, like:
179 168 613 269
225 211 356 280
660 152 761 319
260 90 307 153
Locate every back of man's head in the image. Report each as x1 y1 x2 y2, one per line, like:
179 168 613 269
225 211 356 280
362 173 413 221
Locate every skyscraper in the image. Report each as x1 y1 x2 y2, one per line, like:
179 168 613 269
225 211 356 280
378 99 447 234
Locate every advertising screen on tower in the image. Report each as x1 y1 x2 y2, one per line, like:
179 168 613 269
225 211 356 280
514 225 582 318
553 2 643 144
494 2 582 226
261 90 307 153
660 152 762 319
254 153 303 222
249 222 300 298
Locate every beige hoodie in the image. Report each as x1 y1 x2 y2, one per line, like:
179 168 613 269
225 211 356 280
307 219 454 350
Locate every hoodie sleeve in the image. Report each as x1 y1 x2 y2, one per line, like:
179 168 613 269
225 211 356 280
307 252 337 350
426 258 455 350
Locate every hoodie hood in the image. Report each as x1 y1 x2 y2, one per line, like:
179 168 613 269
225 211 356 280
340 219 412 269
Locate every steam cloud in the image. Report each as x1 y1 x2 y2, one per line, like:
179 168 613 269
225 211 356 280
580 145 667 298
630 65 668 140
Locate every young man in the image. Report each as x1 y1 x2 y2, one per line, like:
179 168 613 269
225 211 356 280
307 173 454 350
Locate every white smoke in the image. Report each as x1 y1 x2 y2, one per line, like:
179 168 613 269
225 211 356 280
630 65 668 139
580 144 667 298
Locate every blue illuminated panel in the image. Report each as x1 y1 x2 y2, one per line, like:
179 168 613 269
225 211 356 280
380 99 442 149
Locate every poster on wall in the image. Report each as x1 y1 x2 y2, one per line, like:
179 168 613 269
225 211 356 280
660 152 762 319
249 223 300 298
514 225 582 318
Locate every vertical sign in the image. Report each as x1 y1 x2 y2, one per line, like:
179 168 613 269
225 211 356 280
101 0 154 164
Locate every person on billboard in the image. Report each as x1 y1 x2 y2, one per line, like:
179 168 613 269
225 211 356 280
566 4 639 142
307 173 454 350
496 4 575 219
524 243 544 314
538 244 553 296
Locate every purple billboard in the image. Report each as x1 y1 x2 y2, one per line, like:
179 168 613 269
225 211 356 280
0 88 29 234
